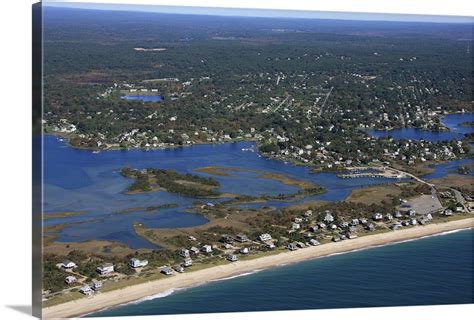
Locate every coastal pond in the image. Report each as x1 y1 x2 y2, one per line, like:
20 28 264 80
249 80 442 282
43 131 470 248
121 95 163 102
368 112 473 142
43 113 473 248
43 136 399 248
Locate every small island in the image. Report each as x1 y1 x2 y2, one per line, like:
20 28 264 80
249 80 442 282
120 167 221 197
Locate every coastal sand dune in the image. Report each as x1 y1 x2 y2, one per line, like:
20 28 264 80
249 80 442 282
43 218 474 319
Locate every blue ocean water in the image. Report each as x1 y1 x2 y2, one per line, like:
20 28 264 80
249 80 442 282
121 95 163 102
90 229 474 317
368 113 473 142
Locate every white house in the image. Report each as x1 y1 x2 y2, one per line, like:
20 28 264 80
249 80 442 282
183 257 193 267
91 279 103 291
65 276 77 284
287 242 298 251
291 222 301 230
79 285 93 295
96 263 114 275
201 245 213 253
258 233 272 242
372 213 383 221
324 212 334 223
226 254 238 262
179 248 190 258
239 247 250 254
264 242 275 249
174 265 185 273
160 266 173 275
235 234 248 242
129 258 148 268
61 261 77 270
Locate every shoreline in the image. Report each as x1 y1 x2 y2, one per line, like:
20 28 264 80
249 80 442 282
43 218 474 319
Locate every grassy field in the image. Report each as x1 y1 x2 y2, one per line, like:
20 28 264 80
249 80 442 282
346 184 401 205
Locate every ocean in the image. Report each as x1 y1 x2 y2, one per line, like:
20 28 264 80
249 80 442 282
89 228 473 317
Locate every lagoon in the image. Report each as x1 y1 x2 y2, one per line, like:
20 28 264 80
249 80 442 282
43 136 400 248
43 134 470 249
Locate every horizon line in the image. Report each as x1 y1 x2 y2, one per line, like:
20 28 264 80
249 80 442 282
43 2 474 24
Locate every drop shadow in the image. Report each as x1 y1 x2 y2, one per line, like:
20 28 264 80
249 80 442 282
6 305 32 316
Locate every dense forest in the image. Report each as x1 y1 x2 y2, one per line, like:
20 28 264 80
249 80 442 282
42 7 473 169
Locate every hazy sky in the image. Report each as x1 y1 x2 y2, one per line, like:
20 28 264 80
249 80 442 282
44 1 474 23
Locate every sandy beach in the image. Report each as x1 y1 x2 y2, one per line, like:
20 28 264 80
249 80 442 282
43 218 474 319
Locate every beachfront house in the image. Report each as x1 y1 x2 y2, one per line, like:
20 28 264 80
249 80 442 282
235 234 249 242
201 245 213 253
287 242 298 251
346 232 358 239
410 218 417 225
296 242 306 248
96 263 114 275
258 233 272 242
239 247 250 254
179 248 190 258
188 235 197 241
309 226 318 232
65 276 77 284
190 246 200 255
174 265 185 273
183 257 193 267
61 260 77 270
160 266 173 275
394 211 403 218
226 254 238 262
79 285 93 295
389 223 402 230
359 218 368 225
332 235 341 242
309 239 320 246
418 218 427 225
129 258 148 268
91 279 103 291
384 214 393 221
443 209 453 216
372 213 383 221
264 242 276 249
365 223 375 231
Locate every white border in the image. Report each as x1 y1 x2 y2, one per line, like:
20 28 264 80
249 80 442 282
0 1 472 319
